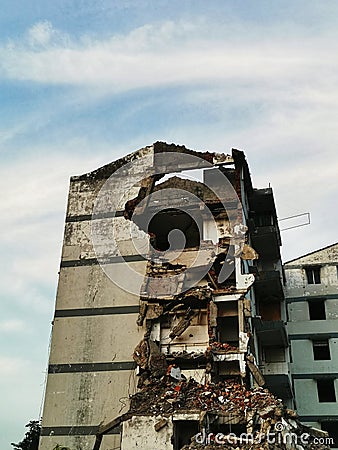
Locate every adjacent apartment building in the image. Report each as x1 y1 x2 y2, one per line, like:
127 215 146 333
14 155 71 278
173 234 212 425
39 142 294 450
285 243 338 446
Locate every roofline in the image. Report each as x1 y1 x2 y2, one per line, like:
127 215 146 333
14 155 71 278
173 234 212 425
284 242 338 265
71 141 234 181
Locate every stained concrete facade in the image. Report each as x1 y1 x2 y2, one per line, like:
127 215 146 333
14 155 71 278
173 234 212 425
39 143 291 450
285 243 338 445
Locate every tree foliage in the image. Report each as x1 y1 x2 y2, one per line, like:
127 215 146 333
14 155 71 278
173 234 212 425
11 420 41 450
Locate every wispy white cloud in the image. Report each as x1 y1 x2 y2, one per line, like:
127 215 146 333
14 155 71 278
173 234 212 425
0 319 27 333
0 149 109 310
1 19 338 95
0 355 26 376
2 17 338 168
27 20 56 47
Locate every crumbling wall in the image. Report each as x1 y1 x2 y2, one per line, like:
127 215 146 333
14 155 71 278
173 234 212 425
122 376 330 450
127 166 260 386
121 416 174 450
285 243 338 298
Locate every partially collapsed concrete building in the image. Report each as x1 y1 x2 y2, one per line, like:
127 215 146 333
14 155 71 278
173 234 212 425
39 143 328 450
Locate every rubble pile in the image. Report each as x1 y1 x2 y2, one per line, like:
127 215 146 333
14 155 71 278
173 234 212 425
179 421 331 450
209 342 239 353
129 376 330 450
181 440 330 450
147 261 186 276
129 376 283 417
170 351 205 360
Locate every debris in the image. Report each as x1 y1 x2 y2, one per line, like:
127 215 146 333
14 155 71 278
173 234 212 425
168 364 182 381
209 342 239 353
126 372 330 449
209 301 218 327
129 376 283 417
154 418 168 432
169 309 197 339
240 243 259 260
133 339 167 377
146 304 164 320
133 339 149 370
246 354 265 387
148 340 168 377
136 301 147 326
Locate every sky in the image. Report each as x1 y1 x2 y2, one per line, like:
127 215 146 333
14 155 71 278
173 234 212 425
1 1 338 447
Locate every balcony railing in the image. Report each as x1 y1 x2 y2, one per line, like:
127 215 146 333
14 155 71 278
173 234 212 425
252 318 288 347
254 270 284 303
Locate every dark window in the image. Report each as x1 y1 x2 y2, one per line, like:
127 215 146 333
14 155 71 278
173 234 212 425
289 346 293 364
217 316 239 347
210 249 236 287
264 347 286 363
147 209 201 251
213 422 247 436
254 214 274 227
321 421 338 448
173 420 199 450
305 266 321 284
313 340 331 360
317 379 336 402
309 300 326 320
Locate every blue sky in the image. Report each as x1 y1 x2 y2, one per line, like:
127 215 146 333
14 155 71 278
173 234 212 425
1 1 338 447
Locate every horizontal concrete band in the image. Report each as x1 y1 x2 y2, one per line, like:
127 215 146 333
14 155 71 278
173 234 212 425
286 294 338 303
65 202 231 223
60 254 146 267
66 211 125 222
299 416 338 422
55 306 139 318
292 373 338 379
289 333 338 340
285 263 338 269
41 425 121 436
48 361 136 374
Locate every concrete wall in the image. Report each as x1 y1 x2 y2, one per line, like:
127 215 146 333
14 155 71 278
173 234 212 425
49 314 144 363
285 244 338 299
39 434 120 450
120 413 201 450
42 370 136 429
288 318 338 335
121 416 174 450
294 378 338 417
39 165 150 450
291 339 338 374
56 264 143 309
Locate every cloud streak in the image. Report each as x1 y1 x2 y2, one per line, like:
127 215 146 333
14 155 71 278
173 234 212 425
1 19 338 95
0 319 27 333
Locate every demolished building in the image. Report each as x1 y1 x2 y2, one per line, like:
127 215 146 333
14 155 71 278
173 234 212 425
39 142 327 450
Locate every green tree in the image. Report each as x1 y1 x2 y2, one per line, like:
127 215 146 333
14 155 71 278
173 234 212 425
11 420 41 450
